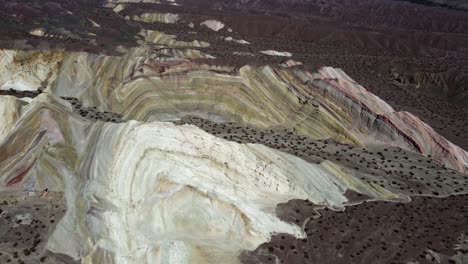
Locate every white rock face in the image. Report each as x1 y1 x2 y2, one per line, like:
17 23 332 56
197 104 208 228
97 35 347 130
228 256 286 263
88 19 101 28
113 4 125 13
260 50 293 57
139 29 210 48
236 39 250 45
130 12 180 24
224 37 250 44
44 119 351 263
200 20 225 31
29 28 45 37
0 96 26 141
0 50 64 92
281 59 303 67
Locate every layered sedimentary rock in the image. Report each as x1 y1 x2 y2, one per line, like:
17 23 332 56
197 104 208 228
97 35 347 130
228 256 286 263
0 49 64 91
1 0 468 263
1 44 467 264
127 12 180 24
138 30 211 50
1 48 467 264
0 94 88 191
0 96 26 140
260 50 292 57
2 86 468 264
0 94 363 263
0 48 466 173
51 121 356 263
303 67 468 173
2 89 467 264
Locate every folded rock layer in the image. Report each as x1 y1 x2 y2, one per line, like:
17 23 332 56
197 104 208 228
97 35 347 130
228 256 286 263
1 88 467 264
1 1 468 264
0 94 365 263
1 48 466 173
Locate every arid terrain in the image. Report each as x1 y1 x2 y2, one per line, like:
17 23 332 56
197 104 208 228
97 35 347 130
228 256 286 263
0 0 467 263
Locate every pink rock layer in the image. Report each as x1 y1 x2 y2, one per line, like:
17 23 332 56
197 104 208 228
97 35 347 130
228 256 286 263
305 67 468 173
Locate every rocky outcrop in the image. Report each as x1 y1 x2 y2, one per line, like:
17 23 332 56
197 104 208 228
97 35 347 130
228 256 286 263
0 46 466 264
0 48 466 173
1 1 468 263
200 20 225 31
1 89 468 264
0 49 64 92
260 50 292 57
304 67 468 172
127 12 180 24
0 94 360 263
0 95 28 140
138 30 211 50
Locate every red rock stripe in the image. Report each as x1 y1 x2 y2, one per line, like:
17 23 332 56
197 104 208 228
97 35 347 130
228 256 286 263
6 158 37 187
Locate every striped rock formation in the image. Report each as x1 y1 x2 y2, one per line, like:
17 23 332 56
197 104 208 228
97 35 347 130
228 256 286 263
1 48 466 173
1 1 468 264
127 12 180 24
0 94 375 263
1 91 467 264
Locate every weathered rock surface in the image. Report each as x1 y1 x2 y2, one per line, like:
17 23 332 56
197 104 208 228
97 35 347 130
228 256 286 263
127 12 180 24
1 48 466 173
0 1 467 263
0 94 361 263
1 87 466 264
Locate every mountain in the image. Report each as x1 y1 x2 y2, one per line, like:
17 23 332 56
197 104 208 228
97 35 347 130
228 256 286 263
0 0 467 263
